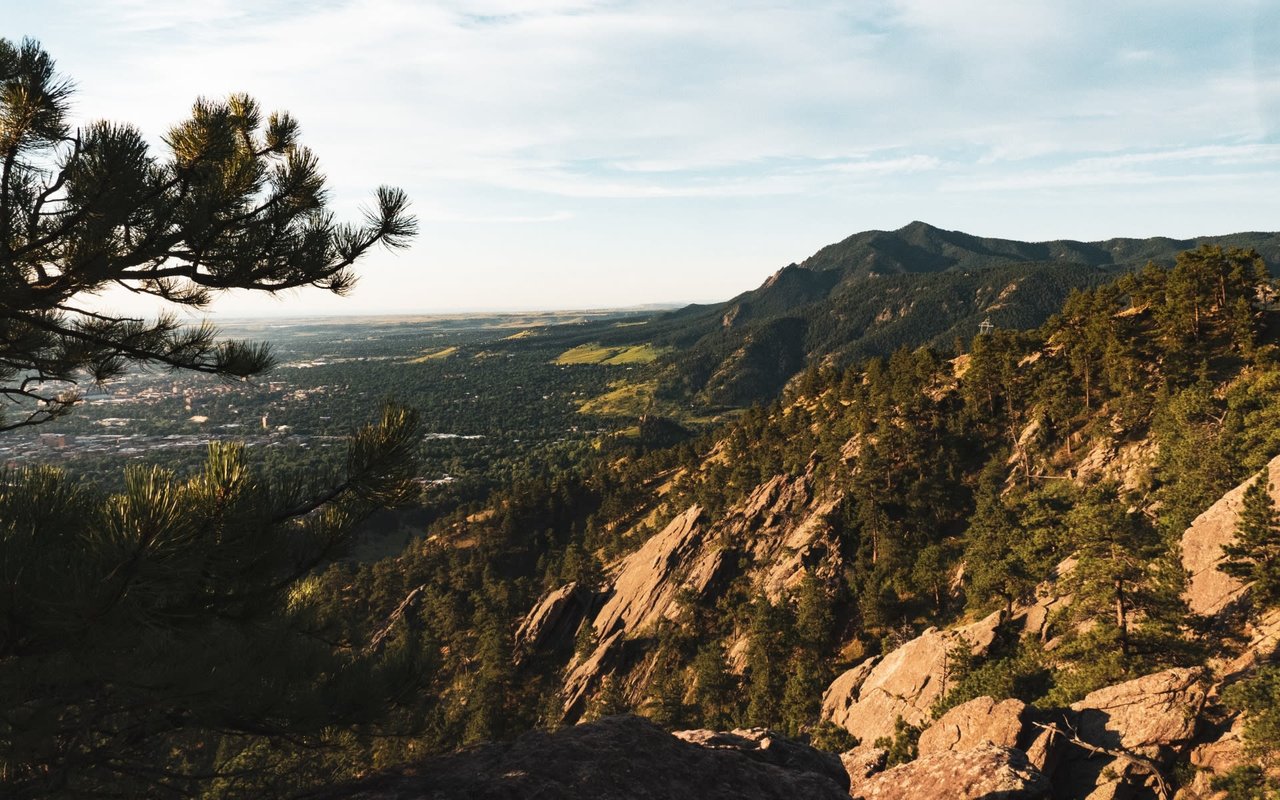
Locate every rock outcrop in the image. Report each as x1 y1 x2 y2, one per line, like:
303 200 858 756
1181 454 1280 617
671 727 849 791
852 744 1050 800
821 611 1004 742
514 581 590 664
841 745 889 797
1069 667 1208 757
554 470 848 718
918 696 1028 756
302 715 850 800
592 505 705 639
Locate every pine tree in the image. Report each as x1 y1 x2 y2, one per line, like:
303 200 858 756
0 38 415 431
1220 471 1280 610
1053 484 1190 699
0 39 420 796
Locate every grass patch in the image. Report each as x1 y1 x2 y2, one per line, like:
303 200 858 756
408 346 458 363
578 380 656 416
503 329 537 340
554 343 668 366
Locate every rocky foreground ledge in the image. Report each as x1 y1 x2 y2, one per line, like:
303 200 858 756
301 715 851 800
303 662 1218 800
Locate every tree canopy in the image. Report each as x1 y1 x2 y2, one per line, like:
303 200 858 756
0 37 416 431
0 38 424 796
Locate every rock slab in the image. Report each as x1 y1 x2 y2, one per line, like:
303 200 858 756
1181 454 1280 617
301 715 850 800
821 611 1005 742
918 696 1028 756
1070 667 1207 756
853 744 1050 800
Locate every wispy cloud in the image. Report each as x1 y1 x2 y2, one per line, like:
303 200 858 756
11 0 1280 312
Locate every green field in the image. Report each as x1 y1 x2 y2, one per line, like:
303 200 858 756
554 343 668 365
408 346 458 363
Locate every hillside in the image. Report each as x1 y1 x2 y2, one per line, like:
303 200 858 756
530 223 1280 409
302 242 1280 799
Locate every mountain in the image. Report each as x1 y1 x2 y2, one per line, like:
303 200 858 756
549 222 1280 408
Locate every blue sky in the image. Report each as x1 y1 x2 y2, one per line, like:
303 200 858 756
10 0 1280 315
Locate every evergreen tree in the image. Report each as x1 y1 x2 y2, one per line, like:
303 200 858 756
963 455 1032 614
0 39 415 432
0 39 420 796
1220 472 1280 610
1053 484 1190 699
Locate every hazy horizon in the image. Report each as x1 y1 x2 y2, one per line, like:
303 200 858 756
12 1 1280 318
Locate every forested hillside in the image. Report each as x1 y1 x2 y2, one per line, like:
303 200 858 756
10 231 1280 796
172 242 1278 797
539 223 1280 409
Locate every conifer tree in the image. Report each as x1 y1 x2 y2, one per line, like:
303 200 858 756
1220 471 1280 610
0 37 415 431
0 39 421 796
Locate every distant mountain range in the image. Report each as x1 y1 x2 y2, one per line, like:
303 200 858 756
540 222 1280 408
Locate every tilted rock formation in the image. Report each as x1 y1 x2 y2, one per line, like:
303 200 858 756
514 581 590 664
550 469 848 718
821 611 1004 742
1181 454 1280 617
561 630 625 718
918 696 1028 756
301 715 850 800
592 504 705 639
852 744 1050 800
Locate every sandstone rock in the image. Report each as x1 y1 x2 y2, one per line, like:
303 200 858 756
514 582 590 664
1075 437 1157 494
840 744 888 796
301 715 850 800
1185 715 1246 798
853 744 1050 800
822 611 1005 742
1181 454 1280 617
1070 667 1208 756
918 696 1027 756
1014 558 1075 642
561 630 625 718
592 505 705 639
671 727 848 791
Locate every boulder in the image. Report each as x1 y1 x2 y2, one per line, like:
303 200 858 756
671 727 849 791
853 744 1050 800
1070 667 1208 756
1013 558 1075 643
918 696 1027 756
821 611 1005 742
301 715 851 800
1181 455 1280 617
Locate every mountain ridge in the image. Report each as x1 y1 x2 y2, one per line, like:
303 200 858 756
582 222 1280 408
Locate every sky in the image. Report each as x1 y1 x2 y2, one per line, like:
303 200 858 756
9 0 1280 316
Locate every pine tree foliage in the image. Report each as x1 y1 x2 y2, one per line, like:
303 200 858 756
1221 471 1280 610
0 38 416 431
0 38 422 797
0 404 424 795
